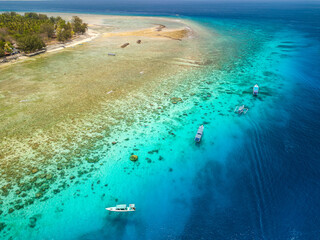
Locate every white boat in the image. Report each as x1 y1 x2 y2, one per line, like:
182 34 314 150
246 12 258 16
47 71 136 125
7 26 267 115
195 125 204 143
253 84 259 96
234 105 248 115
106 204 135 212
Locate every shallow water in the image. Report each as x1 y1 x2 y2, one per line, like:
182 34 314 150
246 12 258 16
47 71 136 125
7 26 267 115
1 4 320 240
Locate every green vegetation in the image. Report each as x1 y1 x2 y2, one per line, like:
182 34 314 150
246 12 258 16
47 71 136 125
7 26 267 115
72 16 88 35
0 12 88 56
56 19 73 42
17 34 45 53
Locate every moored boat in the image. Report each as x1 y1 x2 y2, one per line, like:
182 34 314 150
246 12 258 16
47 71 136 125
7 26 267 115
195 125 204 143
253 84 259 96
106 204 135 212
234 105 248 115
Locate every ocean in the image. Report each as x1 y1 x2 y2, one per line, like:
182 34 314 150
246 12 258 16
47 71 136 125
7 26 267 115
0 1 320 240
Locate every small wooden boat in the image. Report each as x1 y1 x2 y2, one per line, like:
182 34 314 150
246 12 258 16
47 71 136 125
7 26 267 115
234 105 248 115
195 125 204 143
253 84 259 96
106 204 135 212
121 43 130 48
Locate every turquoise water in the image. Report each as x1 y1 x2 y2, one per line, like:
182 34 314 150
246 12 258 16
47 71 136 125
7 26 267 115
1 4 320 240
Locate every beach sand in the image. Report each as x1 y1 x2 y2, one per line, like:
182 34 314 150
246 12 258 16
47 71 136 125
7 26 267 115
0 14 196 71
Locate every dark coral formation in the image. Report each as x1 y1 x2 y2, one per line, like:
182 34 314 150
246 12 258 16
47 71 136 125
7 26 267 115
130 155 138 161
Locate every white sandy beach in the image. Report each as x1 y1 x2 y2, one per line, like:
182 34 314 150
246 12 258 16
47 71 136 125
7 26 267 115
0 13 195 67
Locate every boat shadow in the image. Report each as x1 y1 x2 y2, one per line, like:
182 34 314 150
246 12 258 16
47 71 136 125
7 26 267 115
78 213 143 240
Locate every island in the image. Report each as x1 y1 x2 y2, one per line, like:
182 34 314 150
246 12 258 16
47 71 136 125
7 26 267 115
0 12 88 60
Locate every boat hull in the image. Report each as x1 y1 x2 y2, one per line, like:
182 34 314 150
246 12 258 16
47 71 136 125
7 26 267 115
106 207 135 212
195 125 204 143
253 84 259 96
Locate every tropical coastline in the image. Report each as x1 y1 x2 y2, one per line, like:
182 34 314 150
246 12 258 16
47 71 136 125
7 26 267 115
0 12 211 239
0 28 99 66
0 13 193 67
0 12 97 66
1 3 320 240
46 28 99 53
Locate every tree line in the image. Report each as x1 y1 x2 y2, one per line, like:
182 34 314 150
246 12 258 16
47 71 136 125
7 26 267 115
0 12 88 56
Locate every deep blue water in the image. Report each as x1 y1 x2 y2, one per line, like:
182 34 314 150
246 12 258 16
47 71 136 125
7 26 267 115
181 47 320 239
182 14 320 239
1 1 320 239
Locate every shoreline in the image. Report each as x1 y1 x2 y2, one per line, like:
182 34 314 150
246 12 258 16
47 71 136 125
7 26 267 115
46 28 100 53
0 28 99 67
0 12 193 67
